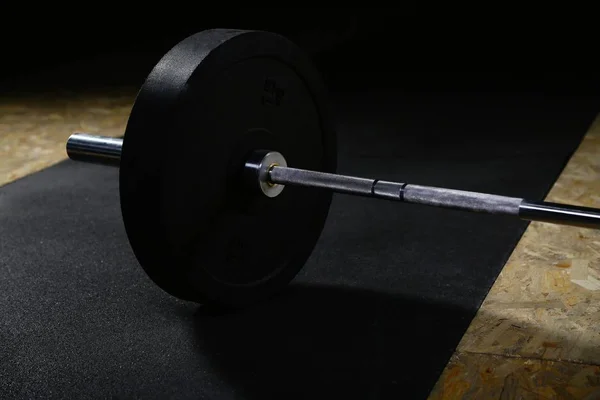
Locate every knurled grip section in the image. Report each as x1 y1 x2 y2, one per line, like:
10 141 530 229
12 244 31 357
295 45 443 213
403 185 522 215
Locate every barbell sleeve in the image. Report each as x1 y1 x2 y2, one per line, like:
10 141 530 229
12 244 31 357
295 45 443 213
66 133 122 167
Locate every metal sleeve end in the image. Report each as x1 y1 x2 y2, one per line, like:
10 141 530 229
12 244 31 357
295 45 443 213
519 200 600 229
66 133 123 167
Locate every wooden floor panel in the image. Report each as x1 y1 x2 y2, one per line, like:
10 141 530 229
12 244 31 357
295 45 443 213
0 89 135 187
430 352 600 399
430 116 600 398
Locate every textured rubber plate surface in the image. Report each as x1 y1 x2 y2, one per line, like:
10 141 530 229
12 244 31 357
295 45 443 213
0 91 597 399
120 29 336 306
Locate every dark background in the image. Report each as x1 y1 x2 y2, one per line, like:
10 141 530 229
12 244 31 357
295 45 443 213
1 8 598 94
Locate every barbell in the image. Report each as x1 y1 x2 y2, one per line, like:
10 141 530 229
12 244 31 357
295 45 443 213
65 28 600 308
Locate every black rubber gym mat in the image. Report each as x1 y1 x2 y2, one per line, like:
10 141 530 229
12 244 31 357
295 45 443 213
0 90 597 399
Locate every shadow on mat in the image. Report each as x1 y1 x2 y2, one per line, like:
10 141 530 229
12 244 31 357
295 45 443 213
192 284 473 400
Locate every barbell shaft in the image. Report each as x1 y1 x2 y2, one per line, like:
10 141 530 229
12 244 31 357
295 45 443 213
269 166 522 214
66 133 600 229
268 166 600 229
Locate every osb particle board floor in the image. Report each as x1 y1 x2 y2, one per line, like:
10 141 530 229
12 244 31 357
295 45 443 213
2 90 600 399
430 115 600 399
0 89 135 186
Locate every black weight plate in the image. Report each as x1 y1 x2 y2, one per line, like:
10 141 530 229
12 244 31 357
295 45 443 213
119 29 336 308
